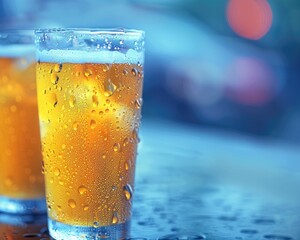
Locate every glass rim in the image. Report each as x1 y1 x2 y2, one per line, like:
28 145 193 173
35 28 145 37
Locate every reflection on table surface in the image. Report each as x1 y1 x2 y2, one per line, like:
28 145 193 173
1 120 300 239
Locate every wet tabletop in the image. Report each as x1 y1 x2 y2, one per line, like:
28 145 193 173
1 120 300 239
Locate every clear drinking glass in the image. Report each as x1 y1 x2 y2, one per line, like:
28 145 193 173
0 30 45 214
35 28 145 239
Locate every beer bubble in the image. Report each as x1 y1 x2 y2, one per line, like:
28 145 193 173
112 212 119 224
90 119 97 129
68 199 76 208
69 95 76 108
135 98 143 109
123 184 133 200
78 185 88 195
73 121 79 130
84 69 93 77
54 63 62 73
92 95 99 107
104 79 117 97
113 143 121 152
54 168 60 176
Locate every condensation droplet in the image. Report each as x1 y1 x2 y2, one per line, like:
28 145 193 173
68 199 76 208
93 222 99 228
112 212 119 224
123 184 133 200
123 138 129 147
57 205 62 211
90 119 96 129
125 161 129 171
69 95 76 108
131 68 138 76
54 63 62 73
84 69 93 77
78 186 88 195
102 154 106 159
62 144 66 149
113 143 121 152
132 128 140 142
92 95 99 107
122 69 128 76
73 121 79 130
104 79 117 97
50 93 58 107
83 205 89 211
51 74 59 85
135 98 143 109
54 168 60 176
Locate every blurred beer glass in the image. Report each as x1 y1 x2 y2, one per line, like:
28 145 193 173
0 30 45 214
35 28 145 239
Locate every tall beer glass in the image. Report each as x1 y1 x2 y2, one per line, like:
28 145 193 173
35 28 145 239
0 30 45 214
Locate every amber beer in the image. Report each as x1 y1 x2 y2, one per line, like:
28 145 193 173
0 32 45 214
35 29 145 239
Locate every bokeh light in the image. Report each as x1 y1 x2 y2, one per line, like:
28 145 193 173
226 0 273 40
225 58 275 105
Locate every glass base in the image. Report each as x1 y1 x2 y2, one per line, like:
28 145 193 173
48 218 130 240
0 196 46 214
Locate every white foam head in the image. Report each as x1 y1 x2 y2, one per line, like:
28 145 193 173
0 45 35 58
37 49 144 64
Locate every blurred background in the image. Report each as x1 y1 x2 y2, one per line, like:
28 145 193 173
0 0 299 143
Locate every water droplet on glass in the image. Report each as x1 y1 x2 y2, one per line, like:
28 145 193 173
104 79 117 97
132 128 140 142
119 39 124 45
92 95 99 107
93 221 99 228
158 234 206 240
51 74 59 85
263 234 293 240
57 205 62 211
125 161 129 171
73 121 79 130
84 69 93 77
69 95 76 108
122 69 128 76
113 143 121 152
135 98 142 109
54 168 60 176
78 185 88 195
240 229 258 234
62 144 66 149
123 184 133 200
54 63 62 73
102 154 106 159
68 199 76 208
123 138 129 147
50 93 58 107
112 212 119 224
90 119 96 129
83 205 89 211
103 64 110 72
131 68 138 76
